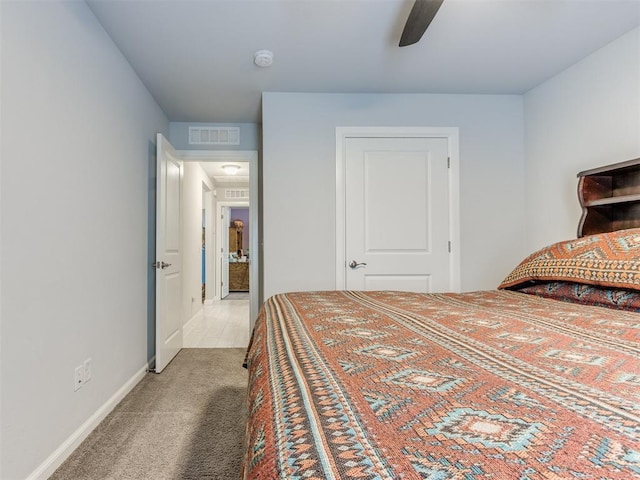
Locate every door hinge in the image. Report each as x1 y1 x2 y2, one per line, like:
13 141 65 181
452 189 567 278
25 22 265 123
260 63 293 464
448 241 452 253
447 157 450 168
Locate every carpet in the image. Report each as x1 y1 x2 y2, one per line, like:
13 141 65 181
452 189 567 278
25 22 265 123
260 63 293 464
50 348 248 480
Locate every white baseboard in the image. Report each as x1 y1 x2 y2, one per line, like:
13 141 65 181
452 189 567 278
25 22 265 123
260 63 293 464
183 309 204 337
26 362 149 480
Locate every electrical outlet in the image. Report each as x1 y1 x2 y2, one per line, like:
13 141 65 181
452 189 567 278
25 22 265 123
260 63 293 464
74 365 84 391
83 358 92 383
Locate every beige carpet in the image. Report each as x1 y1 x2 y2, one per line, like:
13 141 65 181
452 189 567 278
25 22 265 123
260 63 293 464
50 348 248 480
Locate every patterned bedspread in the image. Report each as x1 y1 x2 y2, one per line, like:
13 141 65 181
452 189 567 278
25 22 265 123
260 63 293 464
243 290 640 479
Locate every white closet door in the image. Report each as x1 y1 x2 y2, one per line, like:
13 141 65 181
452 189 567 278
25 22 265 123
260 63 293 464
345 136 450 292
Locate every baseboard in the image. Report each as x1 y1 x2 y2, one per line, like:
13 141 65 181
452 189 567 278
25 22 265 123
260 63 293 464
183 309 203 337
26 362 149 480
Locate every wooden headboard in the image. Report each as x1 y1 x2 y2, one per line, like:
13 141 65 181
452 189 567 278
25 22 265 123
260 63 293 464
578 157 640 237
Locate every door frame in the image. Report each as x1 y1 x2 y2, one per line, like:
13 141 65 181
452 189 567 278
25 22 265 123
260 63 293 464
216 201 249 300
335 127 461 292
202 184 214 303
178 149 260 328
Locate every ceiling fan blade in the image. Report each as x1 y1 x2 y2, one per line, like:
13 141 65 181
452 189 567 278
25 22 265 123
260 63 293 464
399 0 444 47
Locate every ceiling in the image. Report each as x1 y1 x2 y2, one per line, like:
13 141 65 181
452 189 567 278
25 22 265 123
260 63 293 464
87 0 640 124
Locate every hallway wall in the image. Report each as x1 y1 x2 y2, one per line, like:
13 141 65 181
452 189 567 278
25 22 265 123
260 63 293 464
1 2 169 478
182 163 214 324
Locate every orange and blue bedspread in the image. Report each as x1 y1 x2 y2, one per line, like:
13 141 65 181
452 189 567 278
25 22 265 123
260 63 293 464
243 290 639 479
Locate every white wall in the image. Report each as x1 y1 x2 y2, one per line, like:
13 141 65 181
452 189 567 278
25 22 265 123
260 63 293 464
262 93 526 298
182 163 214 323
524 27 640 251
0 2 168 479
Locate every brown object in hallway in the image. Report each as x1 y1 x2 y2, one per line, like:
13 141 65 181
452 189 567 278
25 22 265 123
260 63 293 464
229 225 243 254
229 262 249 291
578 157 640 237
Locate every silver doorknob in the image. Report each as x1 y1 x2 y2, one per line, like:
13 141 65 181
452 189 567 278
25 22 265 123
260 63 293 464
152 261 172 269
349 260 367 269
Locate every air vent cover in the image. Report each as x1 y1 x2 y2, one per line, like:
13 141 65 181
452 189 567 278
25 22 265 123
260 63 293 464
225 189 249 199
189 126 240 145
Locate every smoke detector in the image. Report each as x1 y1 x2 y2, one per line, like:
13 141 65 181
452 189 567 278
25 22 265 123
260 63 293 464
254 50 274 68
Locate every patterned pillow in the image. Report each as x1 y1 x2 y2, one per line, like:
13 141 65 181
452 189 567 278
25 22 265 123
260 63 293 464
515 281 640 311
498 228 640 291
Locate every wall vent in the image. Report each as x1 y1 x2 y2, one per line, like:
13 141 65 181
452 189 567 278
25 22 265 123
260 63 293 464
225 189 249 199
189 126 240 145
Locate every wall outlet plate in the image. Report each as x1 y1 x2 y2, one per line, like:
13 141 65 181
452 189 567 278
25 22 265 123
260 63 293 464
74 365 84 391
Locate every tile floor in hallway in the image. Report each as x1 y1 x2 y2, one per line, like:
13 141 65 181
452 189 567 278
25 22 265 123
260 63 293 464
183 292 251 348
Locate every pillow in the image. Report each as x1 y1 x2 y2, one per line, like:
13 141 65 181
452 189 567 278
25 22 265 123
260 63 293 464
498 228 640 291
515 281 640 312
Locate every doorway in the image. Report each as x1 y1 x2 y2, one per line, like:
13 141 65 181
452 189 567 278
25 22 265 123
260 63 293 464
202 185 214 303
227 206 250 294
178 150 258 347
217 200 250 301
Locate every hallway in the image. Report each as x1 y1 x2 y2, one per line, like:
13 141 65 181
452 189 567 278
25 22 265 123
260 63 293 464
183 293 251 348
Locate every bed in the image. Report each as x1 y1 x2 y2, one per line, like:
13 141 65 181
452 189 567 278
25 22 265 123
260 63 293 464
242 228 640 479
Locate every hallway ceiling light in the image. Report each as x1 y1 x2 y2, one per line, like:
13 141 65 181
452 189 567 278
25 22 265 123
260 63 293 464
222 164 241 175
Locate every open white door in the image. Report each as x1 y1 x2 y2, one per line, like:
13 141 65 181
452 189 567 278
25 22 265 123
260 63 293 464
221 206 230 299
155 133 183 373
